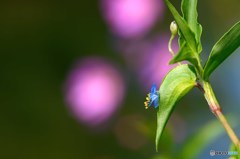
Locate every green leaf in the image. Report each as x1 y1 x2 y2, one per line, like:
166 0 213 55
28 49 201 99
170 42 199 66
203 21 240 80
165 0 197 53
181 0 202 53
156 64 197 151
165 0 201 69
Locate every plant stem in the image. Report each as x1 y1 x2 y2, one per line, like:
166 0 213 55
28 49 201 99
202 81 239 147
168 35 176 57
168 34 181 65
215 111 239 146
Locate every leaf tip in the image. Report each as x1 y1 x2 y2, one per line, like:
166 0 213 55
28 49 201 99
155 136 159 152
169 59 175 65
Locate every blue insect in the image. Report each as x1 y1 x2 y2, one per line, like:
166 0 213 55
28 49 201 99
144 83 160 109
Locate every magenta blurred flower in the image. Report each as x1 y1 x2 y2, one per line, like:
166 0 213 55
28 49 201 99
101 0 164 38
64 57 125 127
139 36 178 88
117 35 178 89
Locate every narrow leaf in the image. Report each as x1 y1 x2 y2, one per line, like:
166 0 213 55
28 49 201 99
181 0 202 53
203 21 240 80
197 24 203 53
165 0 198 53
165 0 201 69
156 64 197 151
170 42 198 67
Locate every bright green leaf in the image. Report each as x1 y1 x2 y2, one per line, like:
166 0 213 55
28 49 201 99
165 0 197 53
203 21 240 80
170 42 198 66
165 0 201 69
196 24 203 53
181 0 202 53
156 64 197 151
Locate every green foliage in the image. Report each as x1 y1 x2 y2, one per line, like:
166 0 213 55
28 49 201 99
164 0 200 69
181 0 202 53
203 21 240 80
153 0 240 154
156 64 197 150
169 41 198 65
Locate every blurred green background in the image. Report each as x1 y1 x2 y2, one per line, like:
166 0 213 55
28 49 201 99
0 0 239 159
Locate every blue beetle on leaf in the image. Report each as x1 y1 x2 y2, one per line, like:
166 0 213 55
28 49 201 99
144 83 160 109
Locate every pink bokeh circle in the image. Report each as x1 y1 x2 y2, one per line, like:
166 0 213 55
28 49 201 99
101 0 164 38
64 57 125 127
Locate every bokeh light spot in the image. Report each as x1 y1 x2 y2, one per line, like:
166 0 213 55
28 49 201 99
64 57 125 127
101 0 164 38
